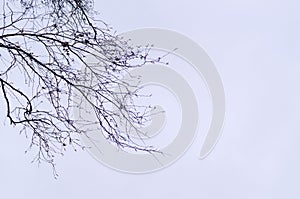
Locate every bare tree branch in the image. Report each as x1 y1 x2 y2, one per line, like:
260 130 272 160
0 0 163 177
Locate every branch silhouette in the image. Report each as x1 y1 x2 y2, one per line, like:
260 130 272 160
0 0 162 176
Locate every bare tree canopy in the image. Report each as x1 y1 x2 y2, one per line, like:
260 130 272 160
0 0 161 175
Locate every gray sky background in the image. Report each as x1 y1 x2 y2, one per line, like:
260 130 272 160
1 0 300 198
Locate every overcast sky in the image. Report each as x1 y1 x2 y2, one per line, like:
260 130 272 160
1 0 300 198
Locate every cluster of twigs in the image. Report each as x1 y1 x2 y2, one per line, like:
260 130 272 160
0 0 161 176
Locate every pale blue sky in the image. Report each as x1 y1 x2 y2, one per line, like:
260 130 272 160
1 0 300 198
